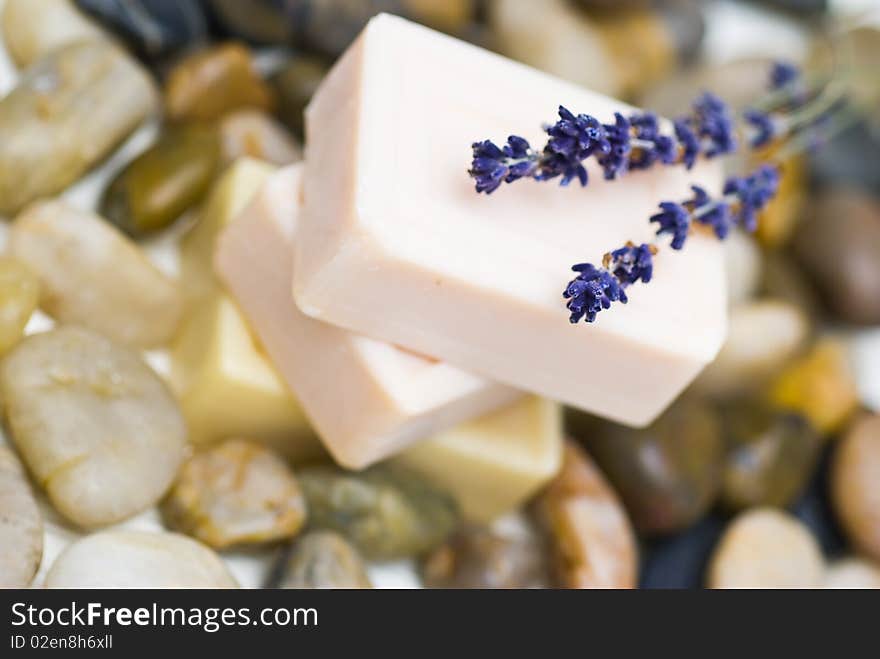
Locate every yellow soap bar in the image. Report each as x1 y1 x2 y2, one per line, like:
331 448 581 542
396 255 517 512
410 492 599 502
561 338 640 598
394 396 563 522
181 157 275 301
171 293 322 462
174 156 318 460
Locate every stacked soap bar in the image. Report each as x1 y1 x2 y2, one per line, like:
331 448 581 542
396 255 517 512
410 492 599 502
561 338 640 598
171 159 322 461
294 13 727 427
393 395 562 522
216 164 521 469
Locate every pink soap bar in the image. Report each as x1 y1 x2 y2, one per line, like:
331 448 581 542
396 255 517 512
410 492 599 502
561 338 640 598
215 164 520 469
294 14 727 427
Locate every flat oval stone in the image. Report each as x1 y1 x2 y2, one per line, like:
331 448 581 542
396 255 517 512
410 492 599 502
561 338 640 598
274 530 372 589
298 464 458 560
75 0 208 59
0 40 158 216
9 200 184 348
422 524 548 589
707 508 824 588
0 257 40 356
0 446 43 588
45 530 237 587
768 339 859 436
220 110 302 166
1 0 103 68
531 441 637 588
270 57 329 139
571 398 724 535
792 190 880 325
694 300 809 397
0 327 188 528
718 398 821 511
101 123 220 237
831 415 880 561
824 558 880 589
162 439 307 549
164 42 275 122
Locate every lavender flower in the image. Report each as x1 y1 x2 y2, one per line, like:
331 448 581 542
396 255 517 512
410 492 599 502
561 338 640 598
538 106 609 186
650 201 691 250
606 242 655 285
564 264 627 324
596 112 631 180
770 61 800 90
723 164 780 232
469 137 538 194
689 185 733 239
743 108 777 148
690 92 737 158
674 119 700 169
628 112 678 170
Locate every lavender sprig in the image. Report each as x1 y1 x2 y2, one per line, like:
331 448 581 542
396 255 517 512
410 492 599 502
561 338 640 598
564 164 780 324
469 91 737 194
470 61 842 325
468 61 841 195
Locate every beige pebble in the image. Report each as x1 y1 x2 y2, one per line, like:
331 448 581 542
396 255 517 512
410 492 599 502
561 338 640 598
831 415 880 561
162 439 307 549
0 446 43 587
10 200 183 348
532 441 637 588
45 530 237 588
1 0 104 68
707 508 824 589
824 558 880 589
0 327 188 528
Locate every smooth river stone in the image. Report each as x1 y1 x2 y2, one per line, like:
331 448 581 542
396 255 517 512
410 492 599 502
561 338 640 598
707 508 824 589
571 398 724 535
490 0 678 98
45 530 237 588
9 200 184 348
164 42 275 122
101 123 221 237
75 0 208 59
295 14 726 428
1 0 103 68
768 339 859 436
422 524 548 589
0 446 43 588
0 257 40 356
693 300 809 398
0 327 188 528
831 415 880 562
792 189 880 325
220 110 302 166
274 531 372 589
532 441 638 588
824 558 880 589
0 40 158 216
718 398 821 511
161 439 307 549
270 57 329 139
298 464 458 560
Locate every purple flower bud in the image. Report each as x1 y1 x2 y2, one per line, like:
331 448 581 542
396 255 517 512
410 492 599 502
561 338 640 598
650 201 692 250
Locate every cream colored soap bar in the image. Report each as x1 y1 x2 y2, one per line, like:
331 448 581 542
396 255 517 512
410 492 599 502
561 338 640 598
394 396 563 522
215 164 520 469
172 158 320 461
295 14 727 427
181 157 276 301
